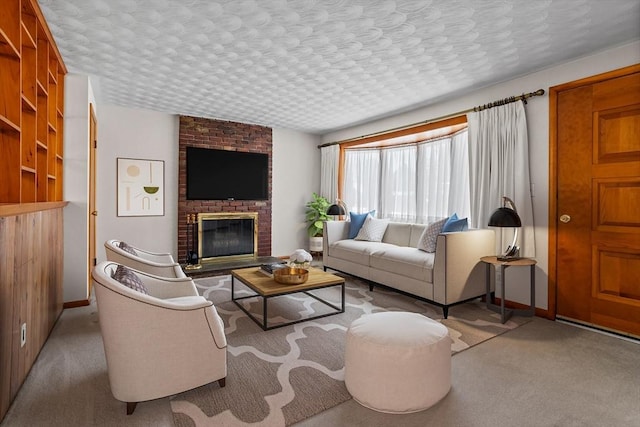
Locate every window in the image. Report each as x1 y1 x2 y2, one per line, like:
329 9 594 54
340 117 470 223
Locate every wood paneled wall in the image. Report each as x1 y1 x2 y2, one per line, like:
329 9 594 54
0 203 65 421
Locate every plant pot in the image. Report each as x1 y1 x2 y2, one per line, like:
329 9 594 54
309 236 323 252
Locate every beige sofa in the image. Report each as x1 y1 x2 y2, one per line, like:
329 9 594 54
323 221 495 318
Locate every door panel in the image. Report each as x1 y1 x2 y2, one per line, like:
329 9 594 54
555 68 640 337
594 179 640 229
556 85 593 321
595 106 640 163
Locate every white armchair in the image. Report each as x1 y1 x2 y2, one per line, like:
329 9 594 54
91 261 227 415
104 239 186 278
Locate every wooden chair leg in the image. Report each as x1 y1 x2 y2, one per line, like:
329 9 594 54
126 402 137 415
218 377 226 388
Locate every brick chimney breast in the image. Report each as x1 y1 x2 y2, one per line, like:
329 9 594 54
178 116 272 263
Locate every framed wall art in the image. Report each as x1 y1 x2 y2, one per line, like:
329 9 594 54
117 158 165 216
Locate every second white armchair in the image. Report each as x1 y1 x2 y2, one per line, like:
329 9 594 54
105 239 186 278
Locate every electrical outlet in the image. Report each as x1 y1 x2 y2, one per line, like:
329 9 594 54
21 323 26 347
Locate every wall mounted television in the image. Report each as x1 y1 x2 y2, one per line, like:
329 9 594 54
186 147 269 200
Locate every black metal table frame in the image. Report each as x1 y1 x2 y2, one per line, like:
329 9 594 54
484 261 535 324
231 276 345 331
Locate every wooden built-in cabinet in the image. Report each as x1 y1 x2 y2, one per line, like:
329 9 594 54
0 0 66 422
1 0 66 204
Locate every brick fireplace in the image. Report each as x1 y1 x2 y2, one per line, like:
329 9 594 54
178 116 272 264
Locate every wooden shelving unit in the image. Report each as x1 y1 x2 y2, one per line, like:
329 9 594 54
1 1 67 422
0 0 66 204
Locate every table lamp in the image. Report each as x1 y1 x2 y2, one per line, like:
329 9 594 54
488 196 522 261
327 199 349 220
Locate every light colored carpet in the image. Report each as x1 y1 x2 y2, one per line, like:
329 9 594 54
170 274 530 426
2 287 639 427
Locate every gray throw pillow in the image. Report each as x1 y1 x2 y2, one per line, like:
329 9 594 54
118 241 138 256
417 217 448 253
111 265 148 294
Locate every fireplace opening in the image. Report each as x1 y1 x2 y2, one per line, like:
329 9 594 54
198 213 258 262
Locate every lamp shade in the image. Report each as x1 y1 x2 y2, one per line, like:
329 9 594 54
488 196 522 260
327 204 346 216
488 207 522 228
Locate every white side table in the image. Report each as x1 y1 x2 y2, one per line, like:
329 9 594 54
480 256 536 323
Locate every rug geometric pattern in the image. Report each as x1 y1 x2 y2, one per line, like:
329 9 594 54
170 274 530 426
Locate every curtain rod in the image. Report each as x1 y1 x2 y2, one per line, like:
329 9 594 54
318 88 545 148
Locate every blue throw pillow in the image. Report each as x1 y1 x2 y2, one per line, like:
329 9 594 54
349 210 375 239
442 213 468 232
445 212 458 223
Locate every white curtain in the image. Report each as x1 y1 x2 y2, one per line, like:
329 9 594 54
320 144 340 203
448 131 471 218
468 101 535 257
380 145 417 222
416 130 470 223
416 138 449 222
343 149 380 214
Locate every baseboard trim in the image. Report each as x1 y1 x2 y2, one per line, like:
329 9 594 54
556 316 640 343
63 299 90 309
492 297 550 319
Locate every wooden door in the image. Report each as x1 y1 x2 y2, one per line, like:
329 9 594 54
552 65 640 337
88 104 97 297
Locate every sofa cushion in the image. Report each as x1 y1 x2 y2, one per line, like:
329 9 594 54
409 224 428 247
348 211 375 239
329 239 396 266
442 213 468 232
355 216 390 242
417 217 448 252
382 222 414 246
370 246 434 283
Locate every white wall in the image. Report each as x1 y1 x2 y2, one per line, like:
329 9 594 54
96 106 179 263
321 41 640 310
62 74 95 302
91 110 320 274
272 128 322 256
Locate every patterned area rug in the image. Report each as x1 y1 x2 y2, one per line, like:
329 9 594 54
170 274 530 426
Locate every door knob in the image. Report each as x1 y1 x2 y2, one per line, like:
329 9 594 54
559 214 571 223
91 211 98 216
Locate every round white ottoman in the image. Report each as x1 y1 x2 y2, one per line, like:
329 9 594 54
344 311 451 413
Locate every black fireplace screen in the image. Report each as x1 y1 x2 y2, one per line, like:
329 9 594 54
200 218 255 260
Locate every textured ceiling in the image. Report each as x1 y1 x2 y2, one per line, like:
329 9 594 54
39 0 640 134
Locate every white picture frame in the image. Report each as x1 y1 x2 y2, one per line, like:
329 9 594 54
117 158 165 217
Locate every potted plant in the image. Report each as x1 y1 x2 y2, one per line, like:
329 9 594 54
305 192 330 252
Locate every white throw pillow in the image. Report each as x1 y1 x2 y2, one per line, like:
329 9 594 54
417 217 448 252
355 216 390 242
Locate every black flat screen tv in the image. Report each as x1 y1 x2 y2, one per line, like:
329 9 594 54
186 147 269 200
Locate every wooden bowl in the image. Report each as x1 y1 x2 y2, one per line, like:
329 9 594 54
273 267 309 285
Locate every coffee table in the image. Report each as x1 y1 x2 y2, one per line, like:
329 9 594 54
231 266 346 330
